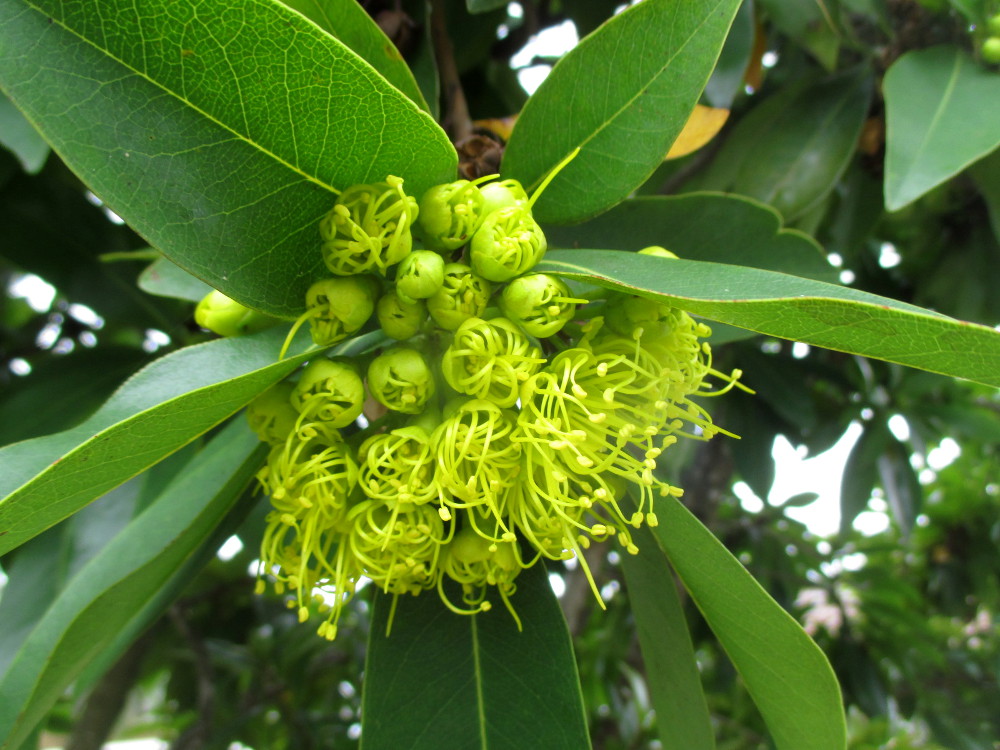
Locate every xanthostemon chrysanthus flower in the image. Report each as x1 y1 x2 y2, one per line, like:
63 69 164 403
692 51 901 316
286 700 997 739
319 176 418 276
432 399 521 542
441 316 546 408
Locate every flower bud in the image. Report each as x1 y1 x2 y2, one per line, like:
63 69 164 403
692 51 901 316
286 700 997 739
376 290 426 340
500 274 581 338
319 176 418 276
638 246 678 259
480 179 528 216
395 250 445 302
426 263 492 331
247 382 298 445
195 290 279 337
469 206 546 282
367 347 436 414
417 180 486 250
291 358 365 428
304 276 378 346
603 293 672 339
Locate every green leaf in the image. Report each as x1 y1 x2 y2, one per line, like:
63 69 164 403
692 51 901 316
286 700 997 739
361 563 590 749
839 421 890 535
621 524 715 750
138 256 214 303
878 434 923 536
687 69 871 221
536 250 1000 388
543 193 836 281
969 148 1000 244
501 0 743 224
0 0 456 318
0 327 370 557
883 45 1000 212
704 0 755 109
0 94 48 173
0 418 264 749
757 0 841 70
280 0 429 111
649 493 847 750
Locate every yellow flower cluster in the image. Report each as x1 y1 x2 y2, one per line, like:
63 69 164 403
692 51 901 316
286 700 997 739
242 161 742 640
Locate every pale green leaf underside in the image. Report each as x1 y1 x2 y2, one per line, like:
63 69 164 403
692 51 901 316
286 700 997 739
537 250 1000 388
0 327 340 557
502 0 742 224
362 564 591 750
0 420 263 749
883 45 1000 211
651 493 847 750
0 0 456 317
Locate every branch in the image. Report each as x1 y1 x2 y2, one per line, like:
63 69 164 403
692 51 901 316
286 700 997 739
429 0 472 143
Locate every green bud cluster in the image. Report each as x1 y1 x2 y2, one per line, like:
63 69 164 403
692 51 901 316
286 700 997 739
250 164 746 640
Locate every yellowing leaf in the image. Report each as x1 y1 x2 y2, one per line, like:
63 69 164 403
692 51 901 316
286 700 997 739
666 105 730 159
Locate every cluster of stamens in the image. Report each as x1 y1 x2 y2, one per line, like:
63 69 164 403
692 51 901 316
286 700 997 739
239 155 744 639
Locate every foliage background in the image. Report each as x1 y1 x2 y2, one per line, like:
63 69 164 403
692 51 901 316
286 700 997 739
1 0 998 748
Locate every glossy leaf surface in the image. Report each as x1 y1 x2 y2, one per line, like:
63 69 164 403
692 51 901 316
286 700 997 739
362 564 590 749
0 0 456 317
502 0 743 224
650 493 846 749
0 419 263 749
543 193 835 281
537 250 1000 387
883 46 1000 211
0 327 335 556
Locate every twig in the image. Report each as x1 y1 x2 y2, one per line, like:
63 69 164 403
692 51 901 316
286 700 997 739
429 0 472 143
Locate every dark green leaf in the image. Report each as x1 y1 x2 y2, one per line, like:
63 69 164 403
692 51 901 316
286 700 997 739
362 563 591 749
502 0 743 224
280 0 429 111
621 523 715 750
543 193 836 281
649 493 847 750
969 148 1000 245
877 435 923 535
138 256 214 303
0 0 456 318
0 328 373 557
402 0 441 121
536 250 1000 388
883 45 1000 211
0 94 49 173
687 69 871 221
757 0 841 70
704 0 755 108
839 421 890 535
0 418 264 749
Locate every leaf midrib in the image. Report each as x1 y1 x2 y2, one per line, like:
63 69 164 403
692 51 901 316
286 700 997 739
523 0 728 193
895 51 961 197
28 0 339 195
